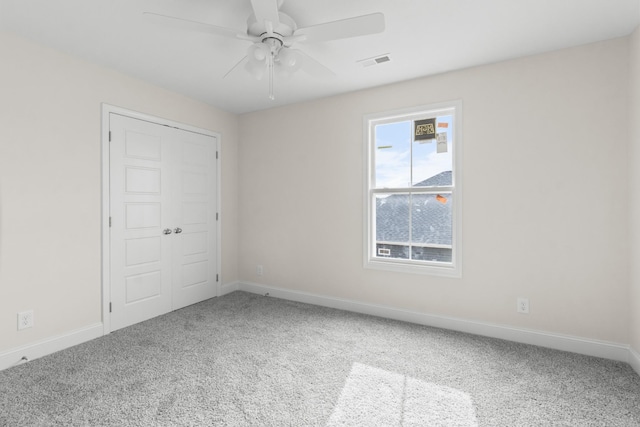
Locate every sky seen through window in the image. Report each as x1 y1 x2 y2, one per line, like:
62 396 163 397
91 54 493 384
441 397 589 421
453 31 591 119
375 115 453 189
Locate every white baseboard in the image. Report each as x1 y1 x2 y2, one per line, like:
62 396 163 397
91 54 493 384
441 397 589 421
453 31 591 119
236 281 632 364
219 281 240 296
2 288 636 376
630 347 640 376
0 323 103 372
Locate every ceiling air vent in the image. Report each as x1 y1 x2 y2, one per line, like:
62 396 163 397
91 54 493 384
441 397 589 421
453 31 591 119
358 54 391 68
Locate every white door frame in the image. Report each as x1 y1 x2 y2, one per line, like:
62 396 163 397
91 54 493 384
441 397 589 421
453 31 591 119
101 103 222 335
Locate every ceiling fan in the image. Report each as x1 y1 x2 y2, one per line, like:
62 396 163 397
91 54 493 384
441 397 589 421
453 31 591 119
145 0 385 99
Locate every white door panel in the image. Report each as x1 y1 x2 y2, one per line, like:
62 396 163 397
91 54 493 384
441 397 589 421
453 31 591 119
171 130 217 310
125 167 162 193
182 231 208 256
110 113 217 331
125 203 161 229
110 114 172 331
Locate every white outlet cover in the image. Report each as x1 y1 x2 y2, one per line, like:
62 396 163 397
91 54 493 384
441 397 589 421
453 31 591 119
17 310 34 330
517 298 529 314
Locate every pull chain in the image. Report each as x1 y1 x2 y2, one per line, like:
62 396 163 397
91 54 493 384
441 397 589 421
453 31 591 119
268 51 275 100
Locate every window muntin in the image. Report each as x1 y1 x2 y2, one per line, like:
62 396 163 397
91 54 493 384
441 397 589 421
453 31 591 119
365 103 461 277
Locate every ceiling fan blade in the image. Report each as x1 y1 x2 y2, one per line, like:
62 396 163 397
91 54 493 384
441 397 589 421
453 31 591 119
144 12 256 41
293 50 335 78
250 0 281 29
223 56 249 79
294 13 385 43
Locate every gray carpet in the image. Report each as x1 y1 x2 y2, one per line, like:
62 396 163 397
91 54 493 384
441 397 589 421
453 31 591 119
1 291 639 426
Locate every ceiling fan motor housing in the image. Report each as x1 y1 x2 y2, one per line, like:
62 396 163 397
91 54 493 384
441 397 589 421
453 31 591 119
247 12 297 47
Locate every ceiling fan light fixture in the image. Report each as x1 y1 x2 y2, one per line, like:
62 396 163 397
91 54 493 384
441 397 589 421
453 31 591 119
249 43 270 61
146 0 385 100
278 48 300 69
245 57 266 80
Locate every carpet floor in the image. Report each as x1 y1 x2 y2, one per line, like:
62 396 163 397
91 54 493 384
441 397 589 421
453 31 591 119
1 291 639 426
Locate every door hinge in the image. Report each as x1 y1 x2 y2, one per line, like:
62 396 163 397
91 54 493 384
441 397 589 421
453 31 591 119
109 302 112 313
109 217 112 227
216 212 219 221
216 151 218 159
109 130 111 142
216 274 219 282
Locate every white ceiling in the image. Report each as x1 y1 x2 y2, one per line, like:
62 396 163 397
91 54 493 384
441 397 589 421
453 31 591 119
1 0 639 114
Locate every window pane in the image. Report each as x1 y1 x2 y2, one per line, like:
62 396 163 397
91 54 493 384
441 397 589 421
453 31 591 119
412 115 453 187
375 193 409 259
411 246 452 263
375 121 411 188
377 243 410 260
411 192 453 246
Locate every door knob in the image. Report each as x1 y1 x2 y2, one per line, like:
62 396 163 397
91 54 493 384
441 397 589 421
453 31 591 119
174 227 183 234
163 228 172 235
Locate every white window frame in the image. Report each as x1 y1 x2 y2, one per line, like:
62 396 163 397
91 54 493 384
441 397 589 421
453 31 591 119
363 101 462 278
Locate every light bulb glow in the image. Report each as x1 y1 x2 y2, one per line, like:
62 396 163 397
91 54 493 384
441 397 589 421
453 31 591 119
279 49 297 67
245 58 265 80
248 43 269 62
255 44 269 61
278 49 303 74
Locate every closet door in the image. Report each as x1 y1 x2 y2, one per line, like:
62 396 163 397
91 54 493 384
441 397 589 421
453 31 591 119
171 127 218 310
109 113 217 331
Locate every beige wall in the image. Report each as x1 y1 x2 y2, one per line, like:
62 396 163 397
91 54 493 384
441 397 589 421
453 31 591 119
630 26 640 354
1 27 637 358
239 38 630 343
0 31 239 352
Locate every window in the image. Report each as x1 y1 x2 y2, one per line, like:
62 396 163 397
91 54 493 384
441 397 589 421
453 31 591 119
364 101 462 277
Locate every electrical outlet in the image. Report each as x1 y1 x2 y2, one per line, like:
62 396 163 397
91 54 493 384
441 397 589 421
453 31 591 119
517 298 529 314
256 265 264 276
17 310 34 330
